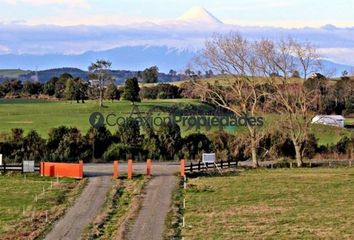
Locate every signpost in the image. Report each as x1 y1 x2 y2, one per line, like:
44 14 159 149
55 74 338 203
202 153 216 163
23 160 35 173
202 153 222 174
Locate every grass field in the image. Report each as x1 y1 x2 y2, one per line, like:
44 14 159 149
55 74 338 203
0 173 83 239
0 98 209 137
0 99 352 145
183 168 354 239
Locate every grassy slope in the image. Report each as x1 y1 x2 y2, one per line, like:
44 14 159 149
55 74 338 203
0 173 83 238
183 168 354 239
0 98 205 137
0 69 31 78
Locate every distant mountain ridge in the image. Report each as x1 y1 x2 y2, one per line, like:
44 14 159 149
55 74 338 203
0 66 181 84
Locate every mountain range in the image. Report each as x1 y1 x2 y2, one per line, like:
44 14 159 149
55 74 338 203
0 6 353 76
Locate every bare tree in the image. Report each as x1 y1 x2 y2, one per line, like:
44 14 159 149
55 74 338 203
194 34 322 167
193 33 267 167
88 59 113 107
256 38 320 166
291 39 321 80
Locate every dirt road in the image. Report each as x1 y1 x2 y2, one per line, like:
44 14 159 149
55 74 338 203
45 175 112 240
126 174 178 240
44 162 179 240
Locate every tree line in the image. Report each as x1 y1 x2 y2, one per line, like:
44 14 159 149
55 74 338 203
0 120 352 164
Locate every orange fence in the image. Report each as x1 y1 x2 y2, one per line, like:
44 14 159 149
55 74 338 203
40 160 83 179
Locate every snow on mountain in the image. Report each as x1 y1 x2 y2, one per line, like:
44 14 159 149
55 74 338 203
177 6 223 25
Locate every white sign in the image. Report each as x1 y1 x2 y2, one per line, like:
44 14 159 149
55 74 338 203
0 154 2 165
23 161 35 173
202 153 216 163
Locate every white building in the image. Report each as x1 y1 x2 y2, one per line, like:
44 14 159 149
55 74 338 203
311 115 345 128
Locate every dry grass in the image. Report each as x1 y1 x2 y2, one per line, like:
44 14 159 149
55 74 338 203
0 173 86 240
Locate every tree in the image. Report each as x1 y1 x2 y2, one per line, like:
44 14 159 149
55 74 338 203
105 83 120 102
64 78 75 102
142 66 159 83
158 122 182 160
85 126 112 161
23 130 46 161
122 77 140 102
88 60 113 107
73 78 88 103
291 39 321 80
22 81 42 95
44 77 58 96
256 38 321 166
193 33 267 167
182 133 212 160
115 118 142 146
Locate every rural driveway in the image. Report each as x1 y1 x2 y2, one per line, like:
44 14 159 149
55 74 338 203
44 162 179 240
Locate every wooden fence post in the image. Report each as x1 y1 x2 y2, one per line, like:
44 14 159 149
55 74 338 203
113 160 119 178
180 159 185 177
127 159 133 179
146 159 152 176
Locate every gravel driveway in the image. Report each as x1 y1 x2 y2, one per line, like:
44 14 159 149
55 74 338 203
44 162 179 240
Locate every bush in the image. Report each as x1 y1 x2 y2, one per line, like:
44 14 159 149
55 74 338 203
103 143 145 161
140 84 181 99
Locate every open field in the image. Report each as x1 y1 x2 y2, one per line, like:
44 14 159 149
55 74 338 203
0 99 352 145
143 76 340 87
183 168 354 239
0 173 83 239
0 98 208 137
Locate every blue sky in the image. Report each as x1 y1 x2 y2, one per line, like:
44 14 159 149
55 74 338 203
1 0 354 27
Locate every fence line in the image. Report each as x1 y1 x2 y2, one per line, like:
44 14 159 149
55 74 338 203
0 163 40 173
184 159 238 173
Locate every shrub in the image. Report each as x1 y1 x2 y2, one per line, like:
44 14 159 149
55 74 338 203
103 143 145 161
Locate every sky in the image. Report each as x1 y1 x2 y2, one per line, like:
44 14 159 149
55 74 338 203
1 0 354 27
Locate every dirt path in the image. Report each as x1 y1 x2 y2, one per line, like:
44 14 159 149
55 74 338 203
126 174 178 240
44 162 178 240
45 176 112 240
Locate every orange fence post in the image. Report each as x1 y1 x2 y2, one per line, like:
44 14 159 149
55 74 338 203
113 160 119 178
127 159 133 179
146 159 152 176
40 161 44 176
180 159 185 177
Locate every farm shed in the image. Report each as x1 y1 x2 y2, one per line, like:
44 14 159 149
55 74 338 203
311 115 345 128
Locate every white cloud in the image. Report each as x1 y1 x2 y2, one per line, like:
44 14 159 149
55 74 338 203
0 0 90 8
319 48 354 66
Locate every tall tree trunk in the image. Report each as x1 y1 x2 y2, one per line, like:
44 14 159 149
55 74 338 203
251 137 258 168
294 143 303 167
99 89 103 107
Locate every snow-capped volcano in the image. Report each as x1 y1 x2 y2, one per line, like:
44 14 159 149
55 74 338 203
177 6 223 25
